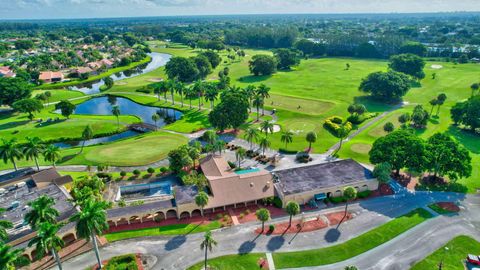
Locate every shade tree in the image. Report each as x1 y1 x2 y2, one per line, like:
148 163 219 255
359 71 411 102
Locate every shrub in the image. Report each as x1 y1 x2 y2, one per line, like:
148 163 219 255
273 197 283 208
104 254 138 270
295 151 310 163
96 172 113 182
136 87 152 94
357 190 372 198
323 116 353 136
120 171 127 177
160 167 168 173
279 148 298 154
216 213 223 220
97 165 105 172
227 161 237 169
147 167 155 174
269 224 275 232
329 196 347 203
239 213 244 219
245 209 251 214
133 169 141 176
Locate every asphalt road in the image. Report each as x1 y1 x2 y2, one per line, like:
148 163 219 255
58 189 478 270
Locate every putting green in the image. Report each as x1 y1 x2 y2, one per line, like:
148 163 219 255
283 119 320 135
350 143 372 154
84 132 188 166
269 95 335 116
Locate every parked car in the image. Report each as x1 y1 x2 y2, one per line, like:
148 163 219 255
467 254 480 265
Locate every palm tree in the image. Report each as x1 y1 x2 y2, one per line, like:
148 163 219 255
256 84 270 115
259 136 270 155
244 85 256 112
25 195 59 230
155 81 168 101
0 243 24 270
195 191 209 217
204 86 218 110
0 208 13 243
285 201 300 227
436 93 447 116
167 79 177 105
69 199 109 270
340 186 357 225
28 222 64 270
185 85 196 109
43 144 61 167
111 105 120 129
252 94 263 121
192 80 205 110
260 120 274 137
305 131 317 152
429 98 438 115
0 138 23 171
243 128 259 150
23 137 45 171
80 125 93 154
200 231 217 270
151 113 160 131
255 208 270 232
236 148 246 167
176 81 185 107
215 140 225 155
280 130 294 150
334 125 350 155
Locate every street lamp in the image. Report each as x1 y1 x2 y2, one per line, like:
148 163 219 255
438 246 449 270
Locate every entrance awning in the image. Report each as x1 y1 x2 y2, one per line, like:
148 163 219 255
314 193 326 200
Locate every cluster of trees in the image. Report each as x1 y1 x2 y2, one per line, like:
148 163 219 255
451 95 480 131
164 50 221 83
248 49 300 76
209 87 250 131
0 137 61 171
0 77 33 107
369 129 472 181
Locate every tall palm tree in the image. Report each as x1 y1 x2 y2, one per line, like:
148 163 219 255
195 191 209 217
334 124 350 155
305 131 317 152
25 195 59 230
0 138 24 171
80 125 93 154
28 223 64 270
236 148 246 167
151 113 160 130
185 85 196 109
43 144 61 167
204 86 218 110
285 201 300 227
340 186 357 225
111 105 120 129
192 80 205 110
252 94 263 121
243 128 260 150
260 120 274 137
0 243 24 270
167 79 177 105
215 140 225 155
259 136 270 155
69 199 109 270
176 81 185 107
0 208 13 243
200 231 217 270
255 208 270 232
23 137 45 171
280 130 294 150
256 84 270 115
157 81 169 102
244 85 256 112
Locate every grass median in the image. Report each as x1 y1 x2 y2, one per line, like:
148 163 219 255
104 221 221 242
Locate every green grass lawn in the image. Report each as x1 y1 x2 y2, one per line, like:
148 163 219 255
187 253 266 270
411 235 480 270
272 208 433 269
104 221 221 242
35 55 152 90
32 89 85 103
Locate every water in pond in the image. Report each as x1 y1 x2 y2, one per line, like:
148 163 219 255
54 130 141 149
70 52 171 94
73 96 182 126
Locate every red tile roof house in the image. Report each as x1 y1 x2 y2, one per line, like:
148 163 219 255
73 66 95 76
38 71 64 83
0 66 16 78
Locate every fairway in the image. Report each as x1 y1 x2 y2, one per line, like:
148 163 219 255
83 131 188 166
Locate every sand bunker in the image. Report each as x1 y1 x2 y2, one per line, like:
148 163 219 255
431 64 443 69
258 124 281 133
115 82 127 86
147 78 164 82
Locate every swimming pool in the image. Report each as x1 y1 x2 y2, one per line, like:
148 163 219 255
120 182 172 199
235 168 261 175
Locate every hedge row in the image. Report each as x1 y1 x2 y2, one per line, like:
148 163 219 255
323 116 353 137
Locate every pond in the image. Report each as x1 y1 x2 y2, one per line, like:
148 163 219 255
73 96 183 126
70 52 171 94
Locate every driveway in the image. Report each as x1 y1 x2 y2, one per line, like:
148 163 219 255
59 191 476 270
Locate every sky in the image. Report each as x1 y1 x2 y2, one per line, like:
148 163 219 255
1 0 480 20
